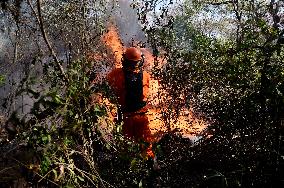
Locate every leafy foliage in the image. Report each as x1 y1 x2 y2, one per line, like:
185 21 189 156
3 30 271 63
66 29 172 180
1 0 284 187
134 0 284 187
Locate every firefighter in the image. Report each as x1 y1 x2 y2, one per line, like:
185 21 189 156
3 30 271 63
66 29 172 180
107 47 154 157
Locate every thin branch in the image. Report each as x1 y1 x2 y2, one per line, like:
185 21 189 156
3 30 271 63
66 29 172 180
13 25 19 64
232 0 243 46
0 166 18 174
38 167 57 183
27 0 69 83
209 0 233 5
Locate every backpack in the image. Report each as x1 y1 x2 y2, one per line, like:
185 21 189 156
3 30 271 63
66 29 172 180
123 69 146 112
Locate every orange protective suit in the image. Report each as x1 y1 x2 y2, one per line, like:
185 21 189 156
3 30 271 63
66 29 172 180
107 68 152 143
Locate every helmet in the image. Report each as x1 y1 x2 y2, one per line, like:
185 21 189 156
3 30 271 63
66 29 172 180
124 47 142 61
122 47 144 70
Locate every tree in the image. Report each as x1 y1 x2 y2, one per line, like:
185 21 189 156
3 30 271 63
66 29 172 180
0 0 119 186
134 0 284 186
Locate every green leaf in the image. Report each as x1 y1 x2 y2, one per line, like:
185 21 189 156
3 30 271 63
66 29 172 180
0 75 6 85
77 176 85 182
52 169 58 180
139 180 143 188
130 158 137 168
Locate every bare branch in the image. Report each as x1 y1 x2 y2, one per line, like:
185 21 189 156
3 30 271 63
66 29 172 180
209 1 233 5
231 0 243 46
27 0 69 83
13 25 19 64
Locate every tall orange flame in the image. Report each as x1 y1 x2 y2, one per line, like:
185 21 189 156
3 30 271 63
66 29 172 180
99 25 207 140
101 25 124 68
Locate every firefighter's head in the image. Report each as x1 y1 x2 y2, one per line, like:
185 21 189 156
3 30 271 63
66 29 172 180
122 47 144 72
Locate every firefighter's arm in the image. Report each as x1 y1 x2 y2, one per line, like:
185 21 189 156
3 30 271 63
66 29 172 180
89 69 115 105
105 70 120 104
89 79 118 117
89 79 117 105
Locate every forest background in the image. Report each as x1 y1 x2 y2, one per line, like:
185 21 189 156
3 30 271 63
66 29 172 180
0 0 284 187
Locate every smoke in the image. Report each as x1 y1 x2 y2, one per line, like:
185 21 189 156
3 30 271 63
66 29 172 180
0 32 11 64
114 0 147 46
0 33 7 54
0 0 150 117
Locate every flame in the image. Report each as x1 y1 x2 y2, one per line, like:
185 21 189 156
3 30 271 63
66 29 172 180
98 25 207 140
101 25 124 68
143 49 207 140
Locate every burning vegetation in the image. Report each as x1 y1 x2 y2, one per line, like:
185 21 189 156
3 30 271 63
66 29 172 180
0 0 284 187
97 24 207 141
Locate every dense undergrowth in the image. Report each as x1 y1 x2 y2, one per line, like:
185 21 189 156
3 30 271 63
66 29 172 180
1 0 284 187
